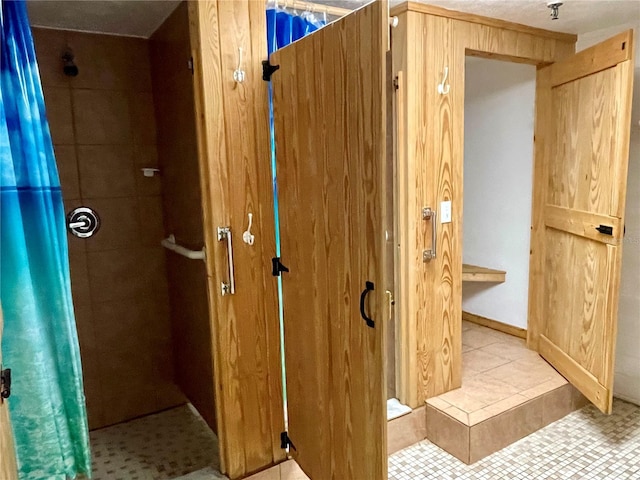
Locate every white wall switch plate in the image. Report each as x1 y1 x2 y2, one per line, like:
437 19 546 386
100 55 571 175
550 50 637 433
441 200 452 224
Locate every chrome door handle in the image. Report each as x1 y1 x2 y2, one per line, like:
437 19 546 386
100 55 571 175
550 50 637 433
217 226 236 295
422 207 437 261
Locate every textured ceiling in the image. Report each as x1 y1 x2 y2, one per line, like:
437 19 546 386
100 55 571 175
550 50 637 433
27 1 181 38
26 0 640 38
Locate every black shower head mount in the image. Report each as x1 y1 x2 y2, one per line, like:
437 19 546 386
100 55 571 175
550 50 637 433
61 49 78 77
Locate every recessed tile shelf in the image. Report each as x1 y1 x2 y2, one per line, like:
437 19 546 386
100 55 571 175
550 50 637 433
462 264 506 283
425 321 588 464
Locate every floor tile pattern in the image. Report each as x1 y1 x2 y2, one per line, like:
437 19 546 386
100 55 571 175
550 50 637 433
89 403 220 480
389 399 640 480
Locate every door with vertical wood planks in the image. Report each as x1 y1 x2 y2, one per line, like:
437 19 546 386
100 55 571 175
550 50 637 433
271 2 388 478
530 31 635 414
0 307 18 480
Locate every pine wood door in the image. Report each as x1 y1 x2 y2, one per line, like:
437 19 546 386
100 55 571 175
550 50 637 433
529 31 635 414
0 307 18 480
271 2 388 478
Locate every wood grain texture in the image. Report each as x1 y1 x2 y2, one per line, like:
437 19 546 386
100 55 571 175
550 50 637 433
272 2 387 479
392 8 574 408
150 2 217 434
529 32 635 414
189 1 284 477
550 30 633 87
390 2 577 43
0 307 18 480
461 264 506 283
462 312 527 339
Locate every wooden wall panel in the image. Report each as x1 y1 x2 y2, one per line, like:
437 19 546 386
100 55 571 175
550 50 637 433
392 3 576 407
188 1 285 477
0 307 18 480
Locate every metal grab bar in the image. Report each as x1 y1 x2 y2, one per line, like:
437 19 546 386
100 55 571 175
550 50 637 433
422 207 437 261
217 227 236 296
161 234 206 261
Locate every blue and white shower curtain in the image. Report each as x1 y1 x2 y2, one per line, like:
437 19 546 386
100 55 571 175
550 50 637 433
0 1 91 478
265 1 326 256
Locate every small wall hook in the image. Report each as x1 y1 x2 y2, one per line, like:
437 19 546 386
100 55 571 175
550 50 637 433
242 213 255 245
437 66 450 95
233 47 246 83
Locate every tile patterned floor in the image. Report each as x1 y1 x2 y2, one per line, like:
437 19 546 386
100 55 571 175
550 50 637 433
427 321 568 426
389 399 640 480
89 403 220 480
89 397 640 480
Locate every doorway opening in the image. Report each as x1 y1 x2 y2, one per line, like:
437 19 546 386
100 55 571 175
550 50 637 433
423 55 586 465
32 2 221 477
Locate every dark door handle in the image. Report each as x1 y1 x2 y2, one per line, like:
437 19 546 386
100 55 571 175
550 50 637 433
596 225 613 236
360 281 375 328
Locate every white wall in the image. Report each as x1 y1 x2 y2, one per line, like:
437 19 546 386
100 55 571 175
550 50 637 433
578 24 640 406
462 58 536 329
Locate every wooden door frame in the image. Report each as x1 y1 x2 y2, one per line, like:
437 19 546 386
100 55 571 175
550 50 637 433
390 1 577 408
188 1 285 478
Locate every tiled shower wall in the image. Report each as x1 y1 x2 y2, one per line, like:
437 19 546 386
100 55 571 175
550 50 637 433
32 28 184 429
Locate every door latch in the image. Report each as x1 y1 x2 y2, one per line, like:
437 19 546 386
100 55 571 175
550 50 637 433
1 368 11 401
595 225 613 236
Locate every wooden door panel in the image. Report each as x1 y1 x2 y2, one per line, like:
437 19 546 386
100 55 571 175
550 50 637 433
532 30 634 414
271 2 387 479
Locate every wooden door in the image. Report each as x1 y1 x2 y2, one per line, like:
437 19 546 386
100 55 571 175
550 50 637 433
529 31 635 414
0 307 19 480
271 2 388 479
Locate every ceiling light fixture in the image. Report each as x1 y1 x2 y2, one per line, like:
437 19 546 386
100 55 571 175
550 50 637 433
547 0 563 20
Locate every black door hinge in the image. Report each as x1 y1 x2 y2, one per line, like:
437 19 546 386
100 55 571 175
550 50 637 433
1 368 11 401
272 257 289 277
596 225 613 236
280 431 297 451
393 76 399 90
262 59 280 81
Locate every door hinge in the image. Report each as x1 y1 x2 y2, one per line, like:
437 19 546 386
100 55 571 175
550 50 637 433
188 57 194 75
262 59 280 82
272 257 289 277
280 431 297 451
1 368 11 401
596 224 613 236
393 76 399 90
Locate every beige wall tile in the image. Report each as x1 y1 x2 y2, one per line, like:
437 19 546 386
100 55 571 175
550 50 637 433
32 28 70 88
83 197 140 251
426 404 470 463
129 92 157 145
77 145 136 199
73 89 131 144
68 250 91 306
43 86 75 144
134 144 162 196
469 396 544 463
387 406 427 455
63 199 87 254
138 196 166 247
542 384 575 425
87 248 149 303
73 302 96 354
54 145 80 200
